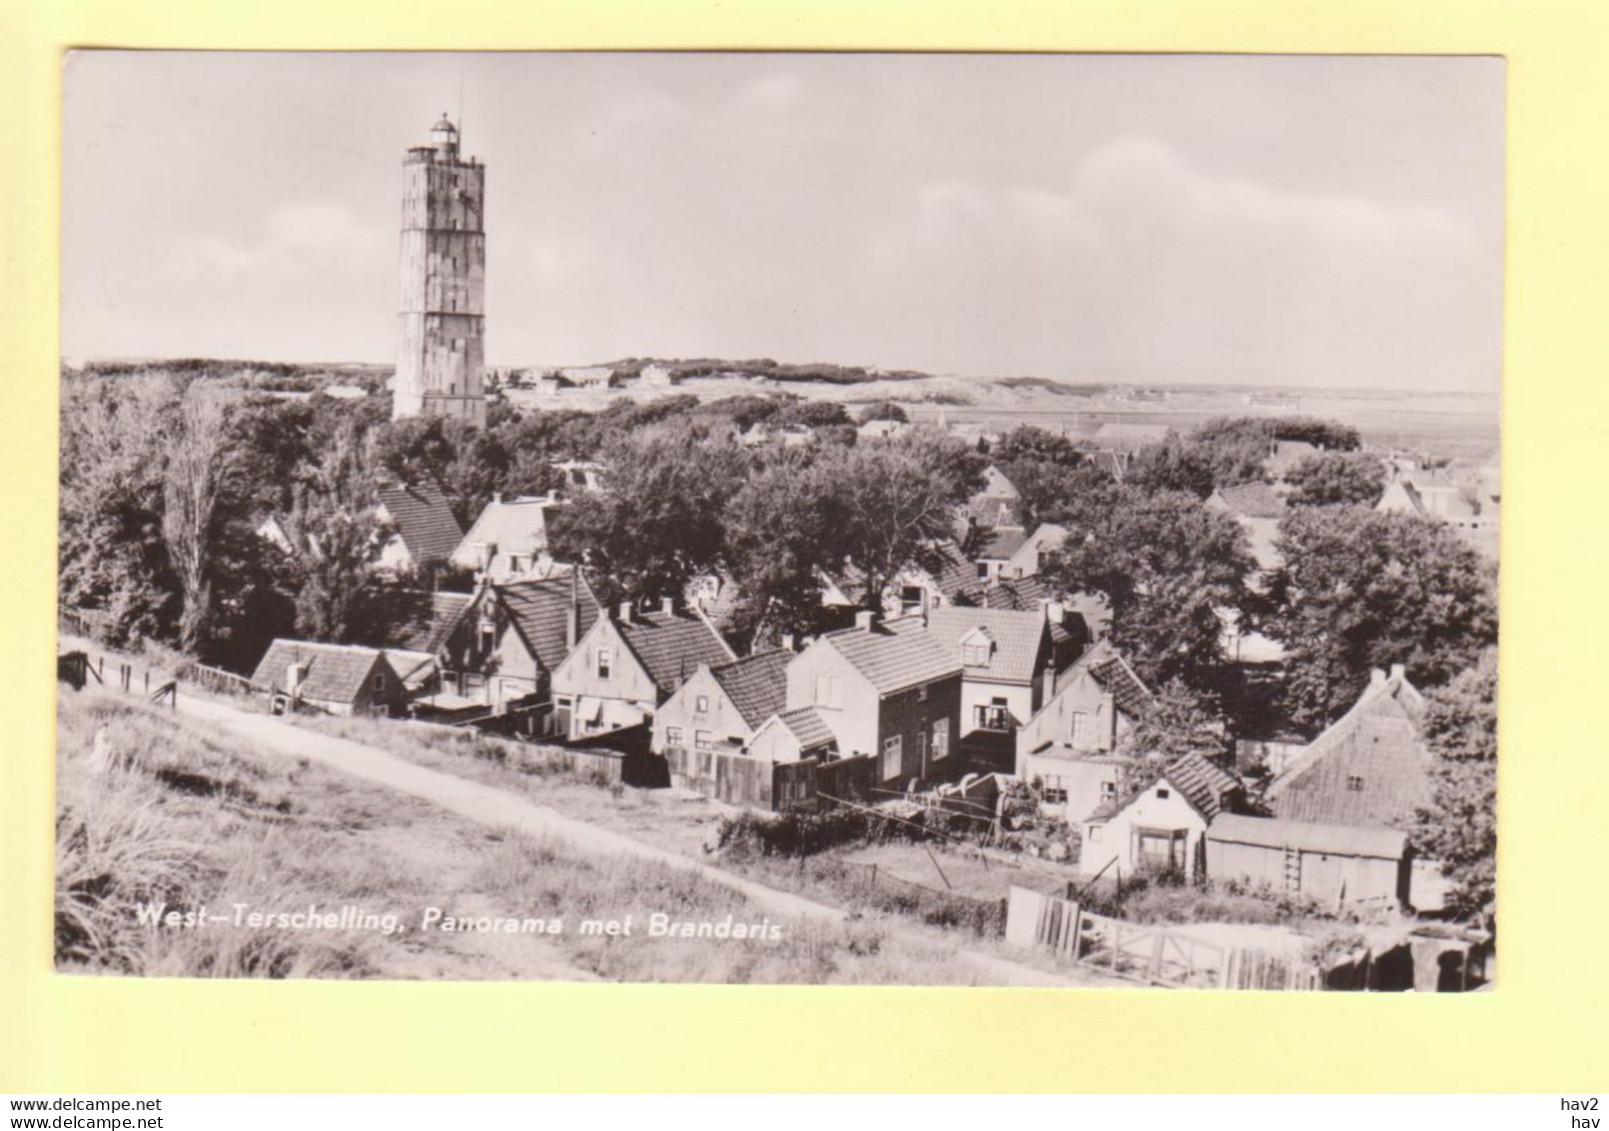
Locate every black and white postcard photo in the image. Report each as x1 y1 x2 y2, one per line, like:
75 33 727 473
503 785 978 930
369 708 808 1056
56 51 1500 988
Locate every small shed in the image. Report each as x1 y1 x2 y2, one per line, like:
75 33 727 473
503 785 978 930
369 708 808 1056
1205 814 1408 909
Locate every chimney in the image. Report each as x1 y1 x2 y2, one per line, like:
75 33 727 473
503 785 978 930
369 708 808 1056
1389 662 1406 683
565 570 580 651
1047 601 1065 625
618 601 633 624
662 595 676 618
1370 667 1388 687
492 491 503 505
855 610 876 632
1042 664 1056 706
286 661 305 698
780 632 796 653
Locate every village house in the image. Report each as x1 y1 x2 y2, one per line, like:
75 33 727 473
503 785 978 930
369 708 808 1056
375 481 465 573
914 606 1080 774
250 639 409 717
550 599 736 740
1263 664 1433 830
450 492 565 581
1003 522 1068 580
1375 469 1499 560
822 542 979 619
782 612 963 789
1014 640 1152 818
472 574 605 717
1205 481 1288 572
856 418 910 442
966 465 1022 527
650 649 793 757
1080 752 1246 881
745 706 840 764
1263 439 1322 482
557 365 617 388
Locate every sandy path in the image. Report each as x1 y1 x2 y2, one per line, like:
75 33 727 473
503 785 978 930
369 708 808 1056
176 694 1094 987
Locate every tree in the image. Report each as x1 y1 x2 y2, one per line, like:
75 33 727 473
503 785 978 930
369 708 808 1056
1040 486 1252 689
1184 415 1363 491
991 424 1083 469
1114 677 1232 762
1286 451 1387 508
546 418 750 606
828 430 985 609
374 415 511 526
1127 435 1216 498
724 451 850 646
1411 648 1498 921
1262 508 1498 732
282 420 389 644
59 371 181 644
161 385 234 652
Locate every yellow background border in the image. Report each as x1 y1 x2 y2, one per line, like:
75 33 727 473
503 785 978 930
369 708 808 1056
4 0 1603 1093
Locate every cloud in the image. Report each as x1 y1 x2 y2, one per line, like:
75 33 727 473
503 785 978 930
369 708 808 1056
858 136 1497 388
163 200 387 281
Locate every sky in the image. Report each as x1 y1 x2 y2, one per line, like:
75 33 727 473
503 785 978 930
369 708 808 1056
61 52 1504 391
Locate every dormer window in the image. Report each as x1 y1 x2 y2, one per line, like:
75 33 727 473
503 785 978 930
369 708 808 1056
960 628 994 667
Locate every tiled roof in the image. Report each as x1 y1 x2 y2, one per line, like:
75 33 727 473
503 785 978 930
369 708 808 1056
1089 752 1241 823
497 574 602 671
1265 672 1431 828
386 590 474 655
821 623 961 696
250 639 391 705
1052 639 1152 716
776 706 836 751
377 482 464 564
958 574 1052 610
619 611 736 695
923 606 1047 686
927 542 979 599
1212 481 1288 519
455 496 554 561
709 650 793 730
1207 814 1407 860
978 526 1030 561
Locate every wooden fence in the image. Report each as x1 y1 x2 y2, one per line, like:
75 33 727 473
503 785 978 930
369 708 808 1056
176 661 260 697
831 858 1007 938
664 747 877 812
1003 885 1323 990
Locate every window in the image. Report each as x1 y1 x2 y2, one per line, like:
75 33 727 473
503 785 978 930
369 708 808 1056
479 622 496 652
665 726 683 747
695 731 714 752
1347 775 1365 792
596 647 613 679
1136 828 1188 869
1156 788 1171 800
1070 711 1097 748
976 563 990 580
899 585 924 611
556 696 574 709
812 674 837 707
1100 780 1117 799
962 641 992 667
372 672 385 693
695 695 710 713
975 702 1010 732
932 718 950 760
1041 775 1068 804
882 734 903 780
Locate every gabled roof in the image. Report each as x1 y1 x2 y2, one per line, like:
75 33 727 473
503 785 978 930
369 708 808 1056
496 574 603 671
387 590 475 655
1051 638 1151 716
1207 814 1407 860
708 650 793 730
923 605 1048 686
774 706 836 751
957 573 1053 610
456 495 555 561
1210 481 1288 519
977 465 1021 499
926 542 980 599
1089 752 1241 823
250 639 393 704
617 611 737 695
376 482 464 564
1264 670 1431 827
819 622 961 696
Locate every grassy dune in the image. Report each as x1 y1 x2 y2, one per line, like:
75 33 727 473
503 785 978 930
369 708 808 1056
55 687 987 983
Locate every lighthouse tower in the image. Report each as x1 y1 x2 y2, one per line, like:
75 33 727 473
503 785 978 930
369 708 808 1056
394 114 486 425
